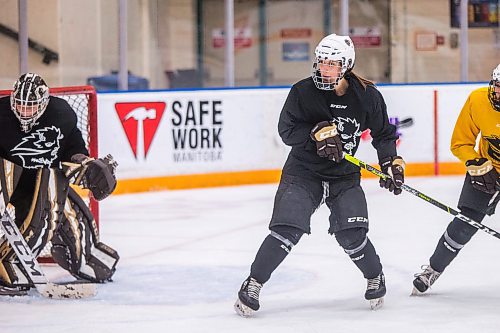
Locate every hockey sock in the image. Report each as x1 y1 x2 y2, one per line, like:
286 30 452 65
335 228 382 279
430 209 482 272
346 237 382 279
429 233 461 273
250 226 303 284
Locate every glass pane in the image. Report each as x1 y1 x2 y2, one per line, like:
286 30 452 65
0 0 498 90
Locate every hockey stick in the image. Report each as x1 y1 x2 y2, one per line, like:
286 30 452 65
343 153 500 240
395 117 413 129
0 211 96 299
62 159 93 186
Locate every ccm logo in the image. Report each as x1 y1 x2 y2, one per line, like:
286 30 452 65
347 217 368 223
330 104 347 109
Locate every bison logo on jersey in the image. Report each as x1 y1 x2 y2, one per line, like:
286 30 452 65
11 126 64 168
331 117 362 154
484 135 500 162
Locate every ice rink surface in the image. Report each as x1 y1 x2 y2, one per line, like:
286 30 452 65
1 175 499 333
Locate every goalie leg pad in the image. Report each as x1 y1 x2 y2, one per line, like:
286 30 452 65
0 168 68 260
51 187 119 282
51 239 119 282
0 261 32 287
0 168 68 287
78 242 119 282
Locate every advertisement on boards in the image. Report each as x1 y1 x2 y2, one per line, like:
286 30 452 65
98 89 288 180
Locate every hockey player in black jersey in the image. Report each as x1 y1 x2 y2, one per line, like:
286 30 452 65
234 34 405 316
0 73 119 295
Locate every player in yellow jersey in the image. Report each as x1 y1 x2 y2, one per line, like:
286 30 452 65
412 64 500 294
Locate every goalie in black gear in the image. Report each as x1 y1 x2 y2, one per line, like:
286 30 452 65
0 73 119 293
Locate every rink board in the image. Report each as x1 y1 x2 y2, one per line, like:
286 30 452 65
96 83 483 193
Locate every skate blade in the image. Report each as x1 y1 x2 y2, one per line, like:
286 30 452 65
234 298 255 317
369 297 384 310
411 286 425 296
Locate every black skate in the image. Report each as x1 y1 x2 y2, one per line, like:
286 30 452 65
365 272 386 310
412 265 441 295
234 277 262 317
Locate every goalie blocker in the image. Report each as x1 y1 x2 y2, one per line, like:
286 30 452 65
0 158 119 289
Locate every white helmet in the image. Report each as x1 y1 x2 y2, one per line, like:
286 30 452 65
488 64 500 112
312 34 356 90
10 73 50 132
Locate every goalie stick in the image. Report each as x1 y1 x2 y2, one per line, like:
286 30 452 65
0 211 96 299
343 153 500 240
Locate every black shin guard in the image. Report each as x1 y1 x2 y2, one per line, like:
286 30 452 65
430 208 483 272
336 228 382 279
250 226 303 284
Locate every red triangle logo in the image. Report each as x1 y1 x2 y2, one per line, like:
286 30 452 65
115 102 166 159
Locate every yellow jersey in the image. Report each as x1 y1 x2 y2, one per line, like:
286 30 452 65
451 87 500 172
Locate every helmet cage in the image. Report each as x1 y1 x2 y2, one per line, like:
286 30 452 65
312 58 346 90
488 80 500 112
488 64 500 112
10 73 49 132
311 34 355 91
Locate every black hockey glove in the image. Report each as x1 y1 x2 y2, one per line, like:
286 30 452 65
379 156 405 195
71 154 118 201
466 158 499 194
310 121 343 162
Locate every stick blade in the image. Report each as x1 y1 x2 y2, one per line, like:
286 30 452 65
37 282 97 299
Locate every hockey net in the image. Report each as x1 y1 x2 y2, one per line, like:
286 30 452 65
0 86 99 262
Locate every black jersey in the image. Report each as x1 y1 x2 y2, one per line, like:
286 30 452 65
0 95 88 169
0 95 88 216
278 76 398 179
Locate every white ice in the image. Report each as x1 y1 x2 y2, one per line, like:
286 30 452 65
1 176 499 333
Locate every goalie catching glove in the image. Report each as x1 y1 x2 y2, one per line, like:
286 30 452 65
465 158 499 194
379 156 405 195
71 154 118 200
310 121 343 162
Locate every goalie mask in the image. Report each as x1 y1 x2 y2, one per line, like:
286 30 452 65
10 73 50 132
312 34 355 91
488 64 500 112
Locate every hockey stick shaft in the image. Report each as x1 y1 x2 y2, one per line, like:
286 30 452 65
0 212 48 285
343 153 500 240
0 211 96 298
62 161 89 186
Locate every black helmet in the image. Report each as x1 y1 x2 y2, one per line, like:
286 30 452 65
10 73 50 132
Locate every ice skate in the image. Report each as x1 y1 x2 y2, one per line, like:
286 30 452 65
365 272 386 310
234 277 262 317
412 265 441 295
